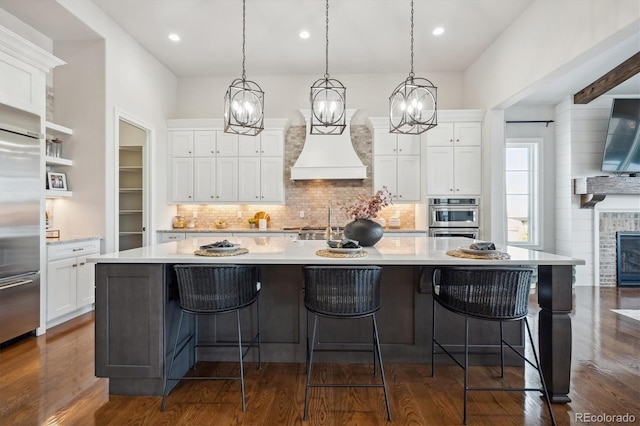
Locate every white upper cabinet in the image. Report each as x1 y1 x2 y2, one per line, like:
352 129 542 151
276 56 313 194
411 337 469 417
238 130 284 157
0 27 64 116
167 120 285 204
426 122 481 147
169 131 194 157
370 121 422 203
425 120 482 196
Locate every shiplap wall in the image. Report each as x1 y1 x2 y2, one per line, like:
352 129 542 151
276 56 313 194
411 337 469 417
555 96 615 286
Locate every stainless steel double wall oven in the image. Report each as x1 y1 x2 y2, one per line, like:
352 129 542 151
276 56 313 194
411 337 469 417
428 198 479 239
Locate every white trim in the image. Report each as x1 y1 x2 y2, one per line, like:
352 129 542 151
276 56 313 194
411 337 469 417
114 108 155 250
505 137 543 249
0 26 65 72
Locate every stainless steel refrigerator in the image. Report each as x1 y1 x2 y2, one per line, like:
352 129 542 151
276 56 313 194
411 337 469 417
0 108 41 344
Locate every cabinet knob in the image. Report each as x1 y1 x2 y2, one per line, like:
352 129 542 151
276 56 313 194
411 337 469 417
216 195 219 198
256 196 259 199
456 188 460 191
256 150 259 154
72 264 78 268
188 150 192 153
261 150 264 154
456 139 460 142
399 148 402 152
79 262 85 266
211 195 214 198
399 195 402 198
449 188 453 192
216 151 220 154
188 195 192 199
449 139 453 142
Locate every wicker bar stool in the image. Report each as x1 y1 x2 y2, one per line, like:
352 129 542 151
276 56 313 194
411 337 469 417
161 264 261 412
302 265 391 422
431 266 556 425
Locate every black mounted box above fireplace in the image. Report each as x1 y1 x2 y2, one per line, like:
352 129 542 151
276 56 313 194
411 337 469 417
617 231 640 286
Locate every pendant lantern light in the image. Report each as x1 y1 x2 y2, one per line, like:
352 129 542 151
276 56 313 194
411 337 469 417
224 0 264 136
309 0 346 135
389 0 437 134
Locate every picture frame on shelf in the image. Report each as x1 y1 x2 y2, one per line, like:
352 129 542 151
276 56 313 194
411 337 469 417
47 171 67 191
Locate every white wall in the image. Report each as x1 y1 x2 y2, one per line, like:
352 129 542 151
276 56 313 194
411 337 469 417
464 0 640 109
58 0 178 252
176 72 464 122
51 40 106 240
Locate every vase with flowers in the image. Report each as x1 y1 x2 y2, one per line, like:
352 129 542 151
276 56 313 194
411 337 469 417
340 187 393 246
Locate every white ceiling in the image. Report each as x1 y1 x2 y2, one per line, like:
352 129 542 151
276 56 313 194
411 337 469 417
0 0 638 105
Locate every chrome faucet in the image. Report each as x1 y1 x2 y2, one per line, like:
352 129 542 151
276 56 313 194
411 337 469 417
326 200 342 240
326 200 332 241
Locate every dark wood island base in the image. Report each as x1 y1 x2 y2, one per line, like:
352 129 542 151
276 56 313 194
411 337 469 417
94 262 570 402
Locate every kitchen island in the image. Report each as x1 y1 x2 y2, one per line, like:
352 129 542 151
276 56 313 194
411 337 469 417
89 235 583 403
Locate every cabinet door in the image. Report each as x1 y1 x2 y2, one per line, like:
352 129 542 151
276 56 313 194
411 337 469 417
238 135 260 157
454 146 482 194
373 130 397 155
47 258 77 321
396 155 421 201
373 156 398 196
216 157 238 201
397 134 421 156
194 158 216 201
238 157 260 201
0 52 45 115
426 147 454 195
260 157 284 202
260 130 284 156
170 158 193 202
193 131 216 157
169 131 194 157
454 122 482 146
76 255 96 307
216 132 239 156
425 122 454 146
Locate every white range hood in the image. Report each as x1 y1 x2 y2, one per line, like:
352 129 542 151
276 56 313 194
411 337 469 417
290 109 367 180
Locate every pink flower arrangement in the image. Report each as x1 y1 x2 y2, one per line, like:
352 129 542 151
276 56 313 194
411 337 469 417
341 187 393 220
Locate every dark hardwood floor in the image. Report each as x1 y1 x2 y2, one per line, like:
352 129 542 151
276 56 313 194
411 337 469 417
1 286 638 425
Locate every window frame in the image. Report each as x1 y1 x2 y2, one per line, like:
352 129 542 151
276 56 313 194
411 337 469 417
505 138 542 249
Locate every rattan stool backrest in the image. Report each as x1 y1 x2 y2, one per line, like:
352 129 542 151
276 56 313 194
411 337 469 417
174 265 259 314
432 267 534 320
303 266 383 317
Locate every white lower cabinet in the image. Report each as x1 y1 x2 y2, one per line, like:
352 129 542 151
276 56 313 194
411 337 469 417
46 239 100 326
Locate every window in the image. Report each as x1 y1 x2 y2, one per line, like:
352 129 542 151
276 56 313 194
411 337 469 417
505 139 540 247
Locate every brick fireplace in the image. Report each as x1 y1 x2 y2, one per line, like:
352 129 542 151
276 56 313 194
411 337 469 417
598 211 640 286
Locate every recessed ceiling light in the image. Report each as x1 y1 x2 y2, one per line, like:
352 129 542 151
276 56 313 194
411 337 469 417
432 27 444 36
299 30 310 39
168 33 180 42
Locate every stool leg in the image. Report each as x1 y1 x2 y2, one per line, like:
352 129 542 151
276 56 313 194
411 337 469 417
161 310 185 412
257 296 262 370
525 318 557 426
303 314 318 421
431 296 436 377
500 321 505 378
373 314 392 422
237 309 246 412
463 315 469 425
372 322 377 376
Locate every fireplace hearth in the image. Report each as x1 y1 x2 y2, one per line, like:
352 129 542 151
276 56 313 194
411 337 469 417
617 232 640 286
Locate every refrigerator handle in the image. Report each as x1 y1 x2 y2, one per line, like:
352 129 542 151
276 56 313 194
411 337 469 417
0 279 34 291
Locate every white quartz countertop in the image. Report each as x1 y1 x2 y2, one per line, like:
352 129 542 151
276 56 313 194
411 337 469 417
46 236 102 245
88 236 584 266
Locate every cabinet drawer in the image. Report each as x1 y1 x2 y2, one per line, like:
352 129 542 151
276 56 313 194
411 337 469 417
47 239 101 261
159 233 186 243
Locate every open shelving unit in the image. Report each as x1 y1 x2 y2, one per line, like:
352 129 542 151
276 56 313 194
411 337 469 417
45 121 74 198
119 146 144 251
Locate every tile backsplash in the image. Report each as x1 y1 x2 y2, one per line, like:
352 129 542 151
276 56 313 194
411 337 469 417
176 125 417 229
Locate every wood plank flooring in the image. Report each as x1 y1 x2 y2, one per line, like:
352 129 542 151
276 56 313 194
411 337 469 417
1 286 638 425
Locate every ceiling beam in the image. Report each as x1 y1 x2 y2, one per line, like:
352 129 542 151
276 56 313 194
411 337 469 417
573 52 640 104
